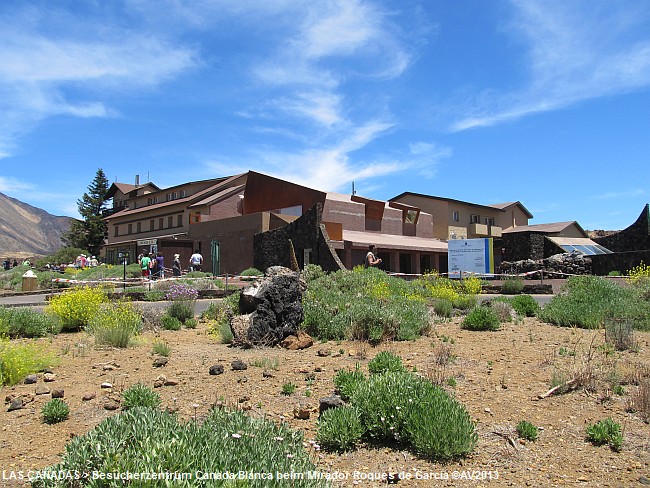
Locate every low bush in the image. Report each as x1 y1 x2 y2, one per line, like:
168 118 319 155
0 307 61 338
164 284 198 323
160 314 182 331
368 351 406 375
433 299 453 318
41 399 70 424
604 318 637 351
491 301 514 322
317 406 364 452
240 267 264 277
333 365 365 401
462 306 500 331
122 383 161 410
45 286 109 330
0 339 58 386
586 418 623 451
501 277 525 295
32 407 327 488
281 382 296 395
302 264 326 283
516 420 539 441
509 294 540 317
540 276 650 330
452 294 477 310
152 341 171 357
87 302 142 348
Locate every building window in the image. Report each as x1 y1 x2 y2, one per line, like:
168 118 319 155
114 226 119 237
191 212 201 224
159 218 164 229
485 217 495 226
470 214 480 224
177 214 183 226
166 193 171 201
137 222 141 233
168 216 173 228
147 198 152 205
154 197 159 204
452 211 459 222
150 219 154 231
128 223 133 234
172 191 177 200
180 190 186 198
404 209 418 224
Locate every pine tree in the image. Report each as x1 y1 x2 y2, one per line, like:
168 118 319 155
63 169 109 256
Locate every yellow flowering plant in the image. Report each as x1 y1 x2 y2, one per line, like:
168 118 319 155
45 286 109 330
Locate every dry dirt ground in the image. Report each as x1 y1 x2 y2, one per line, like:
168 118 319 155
1 303 649 487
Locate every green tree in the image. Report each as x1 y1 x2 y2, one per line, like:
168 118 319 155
63 169 109 256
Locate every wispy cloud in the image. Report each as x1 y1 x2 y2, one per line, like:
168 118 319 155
0 4 197 158
591 188 646 200
451 0 650 130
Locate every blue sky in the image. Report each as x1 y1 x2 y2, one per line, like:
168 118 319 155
1 0 649 231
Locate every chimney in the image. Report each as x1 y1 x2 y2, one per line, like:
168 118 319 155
135 175 140 186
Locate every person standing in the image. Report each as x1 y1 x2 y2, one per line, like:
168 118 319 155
365 244 382 268
139 251 151 279
155 252 165 279
189 249 203 272
172 254 182 277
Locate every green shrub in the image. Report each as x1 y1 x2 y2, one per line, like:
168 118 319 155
368 351 406 375
160 314 182 331
303 268 430 343
516 420 539 441
350 371 477 459
333 365 365 401
462 306 500 331
41 399 70 424
491 301 514 322
0 339 58 386
501 277 525 295
152 341 171 357
33 408 327 488
45 286 109 330
302 264 326 283
317 406 364 451
586 418 623 452
0 307 61 338
540 276 650 330
452 294 477 310
281 382 296 395
433 299 453 318
143 291 166 301
604 318 637 351
87 302 142 348
122 383 161 410
509 294 540 317
184 318 198 329
240 267 264 277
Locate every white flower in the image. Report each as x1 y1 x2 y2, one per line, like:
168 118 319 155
232 433 242 438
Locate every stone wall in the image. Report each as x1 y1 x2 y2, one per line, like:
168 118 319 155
254 204 345 273
590 250 650 275
500 252 593 276
593 204 650 252
502 232 546 261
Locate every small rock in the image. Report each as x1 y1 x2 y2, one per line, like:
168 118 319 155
231 359 248 371
238 395 250 403
314 367 323 372
24 374 38 384
293 405 311 420
82 393 96 401
153 376 166 388
262 370 274 378
100 382 113 389
237 376 248 384
305 372 316 381
35 385 50 395
639 477 650 486
280 330 314 350
347 350 357 357
319 395 344 414
51 389 65 399
241 404 252 411
152 357 168 368
43 373 56 382
163 378 179 386
103 364 117 371
317 349 329 357
209 364 224 375
7 397 23 412
103 399 120 411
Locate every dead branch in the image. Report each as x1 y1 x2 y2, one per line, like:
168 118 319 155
538 377 579 399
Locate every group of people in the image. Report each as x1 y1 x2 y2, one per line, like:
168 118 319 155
2 259 19 270
138 249 203 279
74 254 98 268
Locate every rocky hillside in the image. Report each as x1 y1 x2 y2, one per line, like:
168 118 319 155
0 192 72 258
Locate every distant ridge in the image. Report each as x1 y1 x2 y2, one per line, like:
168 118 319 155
0 192 73 258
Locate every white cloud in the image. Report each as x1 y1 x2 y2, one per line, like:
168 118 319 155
591 189 646 200
451 0 650 130
0 5 197 158
0 176 35 193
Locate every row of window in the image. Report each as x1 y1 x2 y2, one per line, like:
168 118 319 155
451 211 495 226
113 214 184 237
